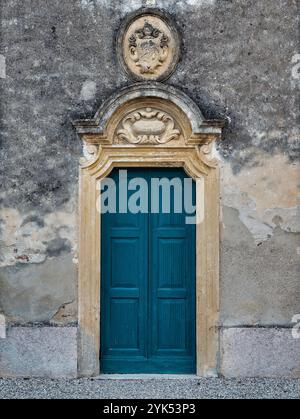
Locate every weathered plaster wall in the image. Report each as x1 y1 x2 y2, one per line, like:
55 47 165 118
0 0 299 376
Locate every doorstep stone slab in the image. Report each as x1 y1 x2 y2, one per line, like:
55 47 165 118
0 326 78 378
221 327 300 378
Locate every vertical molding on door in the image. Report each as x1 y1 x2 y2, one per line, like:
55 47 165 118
74 84 224 377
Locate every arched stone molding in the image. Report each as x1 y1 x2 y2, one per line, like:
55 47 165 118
73 83 224 377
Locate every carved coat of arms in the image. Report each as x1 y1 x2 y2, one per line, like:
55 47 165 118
119 13 180 81
129 21 170 75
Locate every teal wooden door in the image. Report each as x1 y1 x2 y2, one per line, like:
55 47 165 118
101 168 196 374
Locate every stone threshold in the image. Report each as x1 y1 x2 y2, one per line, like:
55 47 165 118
94 374 200 380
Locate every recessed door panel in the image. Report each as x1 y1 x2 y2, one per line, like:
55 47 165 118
111 237 141 288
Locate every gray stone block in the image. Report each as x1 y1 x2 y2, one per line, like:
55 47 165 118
0 326 78 378
221 327 300 378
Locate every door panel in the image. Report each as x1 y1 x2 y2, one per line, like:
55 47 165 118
149 169 196 372
110 299 139 349
101 168 196 374
111 237 141 288
101 169 148 362
157 237 187 288
157 300 187 350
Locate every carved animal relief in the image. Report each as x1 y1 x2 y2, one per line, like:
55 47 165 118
120 14 180 81
116 108 181 145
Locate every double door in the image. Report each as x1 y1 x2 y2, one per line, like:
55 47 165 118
100 168 196 374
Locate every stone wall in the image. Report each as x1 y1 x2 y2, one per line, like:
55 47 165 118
0 0 299 377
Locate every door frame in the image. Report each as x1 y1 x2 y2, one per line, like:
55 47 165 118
74 83 223 377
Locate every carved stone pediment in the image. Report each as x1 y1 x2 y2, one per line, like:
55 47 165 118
73 83 224 172
116 107 181 145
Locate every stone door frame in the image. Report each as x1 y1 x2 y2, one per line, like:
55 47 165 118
74 83 223 377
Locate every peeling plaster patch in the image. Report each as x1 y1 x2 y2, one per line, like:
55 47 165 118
222 186 274 243
50 301 77 326
46 238 71 258
80 80 97 101
0 55 6 79
0 255 77 323
222 154 300 214
0 206 76 269
222 190 300 243
264 207 300 233
221 154 300 243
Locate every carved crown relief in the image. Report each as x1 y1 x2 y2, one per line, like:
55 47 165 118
119 14 180 81
116 107 181 145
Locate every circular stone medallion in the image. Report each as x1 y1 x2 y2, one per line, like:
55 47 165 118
118 12 180 82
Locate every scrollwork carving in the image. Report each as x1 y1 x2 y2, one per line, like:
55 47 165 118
80 142 99 166
199 142 218 168
116 108 181 145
